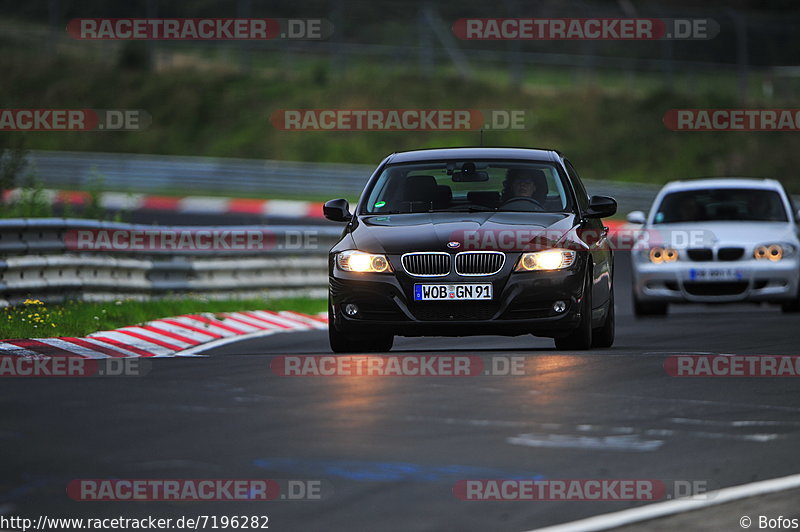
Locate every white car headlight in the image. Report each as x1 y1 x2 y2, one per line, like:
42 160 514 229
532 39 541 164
336 250 393 273
515 249 576 271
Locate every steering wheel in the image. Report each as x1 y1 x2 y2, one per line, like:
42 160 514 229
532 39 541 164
500 197 544 210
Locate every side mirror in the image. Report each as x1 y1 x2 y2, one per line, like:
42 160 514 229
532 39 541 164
323 198 352 222
626 210 647 225
584 195 617 219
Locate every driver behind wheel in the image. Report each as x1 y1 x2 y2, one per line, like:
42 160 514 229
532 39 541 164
502 168 548 205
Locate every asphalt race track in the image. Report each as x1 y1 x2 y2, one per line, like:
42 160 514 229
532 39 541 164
4 253 800 531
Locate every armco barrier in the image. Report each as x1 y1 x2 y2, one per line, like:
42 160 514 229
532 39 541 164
0 219 342 306
25 150 664 213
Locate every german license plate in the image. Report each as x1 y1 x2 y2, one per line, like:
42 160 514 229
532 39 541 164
414 283 493 301
688 268 744 282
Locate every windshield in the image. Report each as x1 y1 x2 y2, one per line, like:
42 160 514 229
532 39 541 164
653 188 788 224
362 160 572 214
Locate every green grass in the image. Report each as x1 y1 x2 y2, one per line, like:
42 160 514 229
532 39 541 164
0 297 326 340
2 40 800 194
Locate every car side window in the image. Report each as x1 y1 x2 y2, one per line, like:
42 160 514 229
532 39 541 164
564 160 590 211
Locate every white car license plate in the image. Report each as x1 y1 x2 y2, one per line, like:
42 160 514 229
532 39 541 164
688 268 744 282
414 283 492 301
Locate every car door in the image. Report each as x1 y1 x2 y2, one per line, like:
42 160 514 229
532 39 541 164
564 159 612 309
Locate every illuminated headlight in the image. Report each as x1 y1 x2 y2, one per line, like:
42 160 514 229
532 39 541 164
754 244 794 261
336 250 393 273
649 247 678 264
515 249 576 271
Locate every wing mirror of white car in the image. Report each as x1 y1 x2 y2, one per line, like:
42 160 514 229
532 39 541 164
626 211 646 225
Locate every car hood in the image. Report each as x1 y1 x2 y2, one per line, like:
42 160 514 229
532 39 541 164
646 221 799 248
350 211 578 253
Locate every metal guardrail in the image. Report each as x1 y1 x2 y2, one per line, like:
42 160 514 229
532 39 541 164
26 150 663 213
27 150 373 198
0 219 342 306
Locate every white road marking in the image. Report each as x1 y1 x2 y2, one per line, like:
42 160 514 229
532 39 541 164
36 338 111 358
166 316 237 337
119 327 193 349
262 199 310 217
100 192 145 210
0 342 40 356
80 337 143 358
146 320 219 342
507 433 664 452
174 328 280 356
178 196 230 213
90 331 173 357
527 472 800 532
670 417 800 427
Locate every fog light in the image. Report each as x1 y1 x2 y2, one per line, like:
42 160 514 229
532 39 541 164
344 304 359 317
553 300 567 313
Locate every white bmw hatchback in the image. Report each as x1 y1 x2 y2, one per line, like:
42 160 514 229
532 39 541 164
628 178 800 316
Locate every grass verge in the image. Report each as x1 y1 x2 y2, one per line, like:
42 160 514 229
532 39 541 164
0 297 327 340
3 45 800 193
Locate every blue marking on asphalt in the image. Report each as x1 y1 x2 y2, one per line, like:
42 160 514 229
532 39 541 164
253 458 546 482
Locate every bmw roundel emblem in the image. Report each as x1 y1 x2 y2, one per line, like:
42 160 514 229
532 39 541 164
447 241 461 249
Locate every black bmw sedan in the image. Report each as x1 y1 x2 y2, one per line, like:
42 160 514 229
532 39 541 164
323 147 617 352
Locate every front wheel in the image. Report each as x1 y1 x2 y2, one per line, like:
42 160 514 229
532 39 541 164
554 271 593 350
592 289 615 348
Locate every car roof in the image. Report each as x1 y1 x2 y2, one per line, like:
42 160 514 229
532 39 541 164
661 178 786 193
385 147 561 164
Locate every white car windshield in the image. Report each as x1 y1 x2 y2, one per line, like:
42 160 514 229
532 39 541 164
653 188 788 224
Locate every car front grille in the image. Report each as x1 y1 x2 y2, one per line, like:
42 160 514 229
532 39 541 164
686 247 745 262
717 247 745 261
402 252 451 276
684 281 748 296
454 252 505 276
687 248 713 261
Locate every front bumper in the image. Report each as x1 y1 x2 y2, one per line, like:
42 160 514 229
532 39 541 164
632 257 800 304
329 253 588 338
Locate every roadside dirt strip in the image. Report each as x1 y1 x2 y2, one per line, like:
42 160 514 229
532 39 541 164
0 310 328 358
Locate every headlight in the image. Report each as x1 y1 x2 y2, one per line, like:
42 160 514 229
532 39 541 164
336 250 393 273
515 249 576 271
754 244 788 261
649 247 678 264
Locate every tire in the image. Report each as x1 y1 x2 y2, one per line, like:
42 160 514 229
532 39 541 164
592 288 615 348
633 294 668 317
328 300 394 353
554 269 593 350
